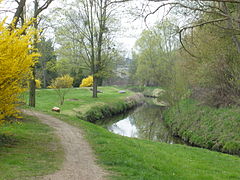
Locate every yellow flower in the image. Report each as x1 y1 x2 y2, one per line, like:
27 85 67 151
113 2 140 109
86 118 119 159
80 76 93 87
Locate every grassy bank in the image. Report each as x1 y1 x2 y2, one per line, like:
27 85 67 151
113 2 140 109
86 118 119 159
0 115 63 180
30 87 240 179
164 99 240 155
54 114 240 180
79 93 144 122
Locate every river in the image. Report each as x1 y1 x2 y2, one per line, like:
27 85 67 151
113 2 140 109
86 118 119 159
97 100 185 145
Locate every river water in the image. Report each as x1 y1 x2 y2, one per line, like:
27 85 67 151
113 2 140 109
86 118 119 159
97 101 185 145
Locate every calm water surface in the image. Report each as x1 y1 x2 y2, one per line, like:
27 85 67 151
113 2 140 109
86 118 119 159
97 102 185 144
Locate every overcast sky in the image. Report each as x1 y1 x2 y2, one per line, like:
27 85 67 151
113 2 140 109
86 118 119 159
115 0 168 56
0 0 168 56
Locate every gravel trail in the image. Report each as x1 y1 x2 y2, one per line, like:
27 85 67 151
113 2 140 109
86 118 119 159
23 109 108 180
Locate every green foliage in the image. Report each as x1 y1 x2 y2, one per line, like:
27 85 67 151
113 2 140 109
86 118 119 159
131 20 179 87
54 0 124 97
48 75 74 105
71 68 84 87
49 75 73 89
164 99 240 155
180 14 240 106
36 37 57 88
160 59 191 108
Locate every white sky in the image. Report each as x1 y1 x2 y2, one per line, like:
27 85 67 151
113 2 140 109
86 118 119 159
0 0 168 56
115 0 169 56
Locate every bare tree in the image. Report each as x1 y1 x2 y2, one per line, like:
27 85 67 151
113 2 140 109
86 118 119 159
11 0 26 27
139 0 240 54
55 0 121 98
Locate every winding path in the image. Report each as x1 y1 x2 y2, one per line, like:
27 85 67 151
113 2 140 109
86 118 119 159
22 109 108 180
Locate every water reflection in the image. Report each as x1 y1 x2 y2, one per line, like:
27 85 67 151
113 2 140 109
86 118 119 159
97 102 185 145
108 117 138 137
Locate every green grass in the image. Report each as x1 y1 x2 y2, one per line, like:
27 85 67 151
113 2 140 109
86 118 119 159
0 115 64 180
55 114 240 180
24 87 133 115
29 86 240 180
164 99 240 155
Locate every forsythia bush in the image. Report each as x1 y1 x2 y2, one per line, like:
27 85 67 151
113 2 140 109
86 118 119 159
80 76 93 87
48 75 73 89
0 20 38 121
48 75 73 105
35 79 41 89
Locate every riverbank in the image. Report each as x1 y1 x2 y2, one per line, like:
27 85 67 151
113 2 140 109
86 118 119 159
164 99 240 155
79 93 144 123
56 113 240 179
23 87 240 179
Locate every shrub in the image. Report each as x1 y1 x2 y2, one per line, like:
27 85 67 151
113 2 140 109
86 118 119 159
35 79 41 89
0 20 38 121
48 75 73 105
80 76 93 87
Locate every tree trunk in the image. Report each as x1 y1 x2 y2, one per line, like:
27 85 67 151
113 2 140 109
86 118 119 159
43 63 47 88
29 67 36 107
12 0 26 27
29 0 38 107
93 76 98 98
222 2 240 53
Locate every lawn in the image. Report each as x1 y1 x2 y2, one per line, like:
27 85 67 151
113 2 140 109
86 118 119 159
29 86 240 180
26 87 133 116
0 115 64 180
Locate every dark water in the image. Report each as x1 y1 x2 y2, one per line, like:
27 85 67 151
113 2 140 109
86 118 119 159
97 102 185 144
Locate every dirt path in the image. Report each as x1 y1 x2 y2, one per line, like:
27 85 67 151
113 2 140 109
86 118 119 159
22 109 108 180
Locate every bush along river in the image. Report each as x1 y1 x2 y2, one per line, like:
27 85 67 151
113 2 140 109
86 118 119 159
96 99 185 145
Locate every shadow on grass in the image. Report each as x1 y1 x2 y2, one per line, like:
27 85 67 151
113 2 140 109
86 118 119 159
0 133 18 147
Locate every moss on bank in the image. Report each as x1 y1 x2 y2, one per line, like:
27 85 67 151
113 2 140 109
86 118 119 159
78 93 145 123
164 99 240 155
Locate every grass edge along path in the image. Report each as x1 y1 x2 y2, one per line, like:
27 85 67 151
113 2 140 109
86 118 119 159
0 115 64 180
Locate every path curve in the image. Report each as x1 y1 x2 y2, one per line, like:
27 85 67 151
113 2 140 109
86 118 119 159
22 109 108 180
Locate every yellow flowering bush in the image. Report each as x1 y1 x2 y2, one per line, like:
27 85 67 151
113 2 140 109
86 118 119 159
0 20 38 120
80 76 93 87
48 75 73 105
35 79 41 89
